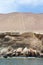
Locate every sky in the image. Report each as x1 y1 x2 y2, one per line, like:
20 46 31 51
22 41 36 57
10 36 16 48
0 0 43 13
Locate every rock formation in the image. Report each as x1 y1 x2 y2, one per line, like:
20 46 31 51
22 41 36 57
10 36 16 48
0 32 43 58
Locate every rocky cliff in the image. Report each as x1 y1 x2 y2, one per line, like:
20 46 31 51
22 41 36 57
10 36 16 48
0 32 43 53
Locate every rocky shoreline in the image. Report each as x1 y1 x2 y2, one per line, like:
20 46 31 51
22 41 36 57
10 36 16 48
0 47 42 58
0 32 43 58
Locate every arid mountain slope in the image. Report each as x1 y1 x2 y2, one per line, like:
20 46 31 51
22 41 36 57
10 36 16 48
0 12 43 33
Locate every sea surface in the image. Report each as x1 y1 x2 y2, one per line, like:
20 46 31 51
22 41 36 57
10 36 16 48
0 57 43 65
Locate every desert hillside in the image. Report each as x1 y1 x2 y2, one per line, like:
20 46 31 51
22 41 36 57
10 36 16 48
0 12 43 33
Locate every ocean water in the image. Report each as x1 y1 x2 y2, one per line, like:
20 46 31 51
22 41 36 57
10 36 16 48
0 57 43 65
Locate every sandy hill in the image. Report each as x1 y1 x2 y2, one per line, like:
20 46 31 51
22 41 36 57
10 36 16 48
0 12 43 33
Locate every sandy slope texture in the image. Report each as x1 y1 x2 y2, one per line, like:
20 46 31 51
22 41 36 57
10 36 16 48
0 12 43 33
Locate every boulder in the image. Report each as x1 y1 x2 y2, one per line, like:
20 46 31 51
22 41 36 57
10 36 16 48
6 51 13 57
16 47 23 53
0 47 8 55
5 46 14 57
40 53 43 57
28 48 40 57
22 47 29 56
16 47 23 56
0 46 14 57
12 50 16 56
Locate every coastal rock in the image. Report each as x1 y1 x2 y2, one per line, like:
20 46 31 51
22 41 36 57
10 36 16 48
0 48 8 54
12 49 16 56
16 47 23 53
28 48 40 57
15 48 23 56
22 47 29 56
28 48 35 57
0 32 43 58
